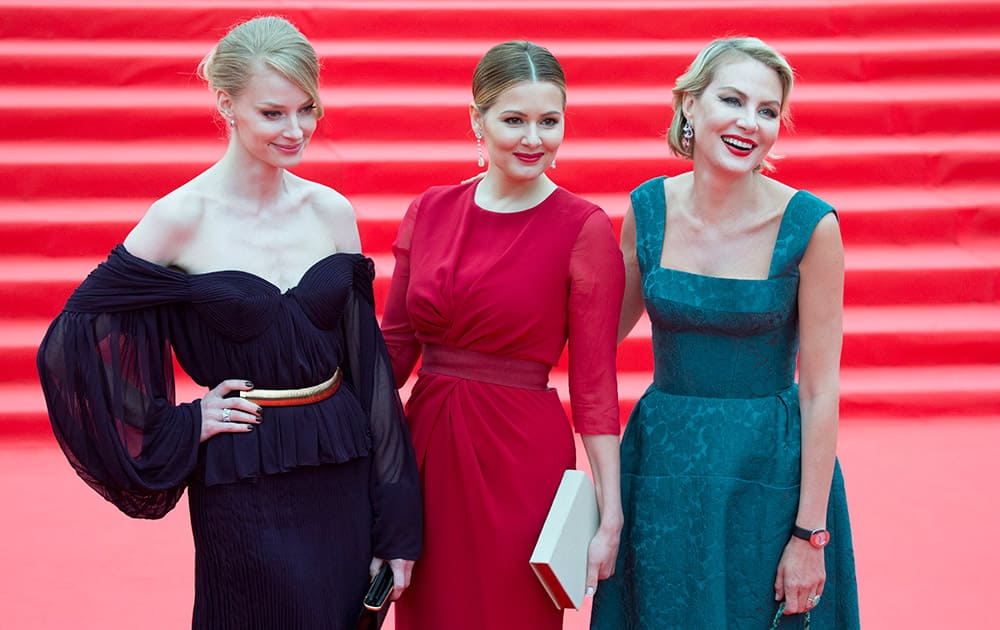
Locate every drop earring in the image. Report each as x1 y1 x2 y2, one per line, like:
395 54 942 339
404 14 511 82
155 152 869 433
551 157 557 169
475 131 485 168
682 119 694 151
229 118 235 128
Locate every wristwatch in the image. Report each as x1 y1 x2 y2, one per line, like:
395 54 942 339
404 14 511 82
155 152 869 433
792 525 831 549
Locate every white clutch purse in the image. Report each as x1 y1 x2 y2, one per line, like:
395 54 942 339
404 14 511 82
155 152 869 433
529 469 600 610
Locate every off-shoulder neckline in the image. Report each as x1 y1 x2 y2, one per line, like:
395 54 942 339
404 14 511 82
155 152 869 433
114 245 361 295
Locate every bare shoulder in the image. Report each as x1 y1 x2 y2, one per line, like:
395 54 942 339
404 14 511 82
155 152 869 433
291 176 361 253
663 171 693 196
760 175 799 208
312 183 356 220
123 184 208 264
803 211 844 267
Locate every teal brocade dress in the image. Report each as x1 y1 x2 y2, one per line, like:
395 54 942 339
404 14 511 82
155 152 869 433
590 177 860 629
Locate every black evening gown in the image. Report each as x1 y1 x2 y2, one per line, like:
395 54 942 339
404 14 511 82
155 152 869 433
37 245 422 630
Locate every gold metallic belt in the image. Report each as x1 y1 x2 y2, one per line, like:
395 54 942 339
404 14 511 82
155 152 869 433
239 368 342 407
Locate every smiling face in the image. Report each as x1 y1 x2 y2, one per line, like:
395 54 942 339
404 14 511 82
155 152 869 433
471 80 565 183
683 56 783 175
219 63 318 168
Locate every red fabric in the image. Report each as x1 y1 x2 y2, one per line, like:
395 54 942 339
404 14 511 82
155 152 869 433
381 181 623 630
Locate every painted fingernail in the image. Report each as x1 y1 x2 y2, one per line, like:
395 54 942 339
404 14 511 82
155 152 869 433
245 381 254 388
246 425 254 431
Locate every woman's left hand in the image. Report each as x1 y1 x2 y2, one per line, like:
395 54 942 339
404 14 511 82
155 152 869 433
774 537 826 614
370 557 414 602
585 527 621 597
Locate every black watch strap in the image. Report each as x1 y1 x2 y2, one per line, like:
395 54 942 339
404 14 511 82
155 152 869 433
791 525 815 541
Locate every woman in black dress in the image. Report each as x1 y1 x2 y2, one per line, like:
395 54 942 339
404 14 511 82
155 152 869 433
36 16 421 629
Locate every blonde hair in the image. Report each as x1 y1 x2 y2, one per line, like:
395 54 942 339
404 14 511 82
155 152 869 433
198 15 324 118
472 40 566 112
668 37 794 171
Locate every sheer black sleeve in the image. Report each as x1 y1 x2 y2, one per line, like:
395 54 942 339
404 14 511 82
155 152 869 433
341 257 423 560
37 307 201 519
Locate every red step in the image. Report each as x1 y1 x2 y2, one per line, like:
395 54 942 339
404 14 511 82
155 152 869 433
7 135 1000 200
6 0 999 42
6 81 1000 142
589 303 1000 373
3 240 998 322
4 188 998 257
5 37 999 89
1 0 997 433
10 302 997 386
8 362 1000 439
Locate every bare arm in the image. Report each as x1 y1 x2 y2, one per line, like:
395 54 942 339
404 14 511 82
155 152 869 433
581 433 623 595
618 204 645 343
775 212 843 613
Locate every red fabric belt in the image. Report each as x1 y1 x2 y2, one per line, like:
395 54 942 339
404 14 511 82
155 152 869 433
419 344 550 391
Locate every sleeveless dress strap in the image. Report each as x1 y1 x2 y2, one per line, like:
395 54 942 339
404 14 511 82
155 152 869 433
629 176 668 275
768 190 838 278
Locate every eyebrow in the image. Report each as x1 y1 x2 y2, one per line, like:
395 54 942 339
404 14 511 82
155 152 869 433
719 86 781 108
257 98 314 108
499 109 563 116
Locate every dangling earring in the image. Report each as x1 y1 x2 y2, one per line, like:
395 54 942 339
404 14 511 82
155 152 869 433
229 118 235 129
550 157 557 169
475 131 485 167
682 119 694 151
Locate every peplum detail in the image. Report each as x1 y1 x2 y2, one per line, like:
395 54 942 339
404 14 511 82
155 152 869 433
198 388 373 486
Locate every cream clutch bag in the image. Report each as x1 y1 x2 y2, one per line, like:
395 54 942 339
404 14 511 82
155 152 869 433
529 469 600 610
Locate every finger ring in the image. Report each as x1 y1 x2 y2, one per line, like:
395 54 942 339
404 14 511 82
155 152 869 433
221 408 231 422
812 595 821 605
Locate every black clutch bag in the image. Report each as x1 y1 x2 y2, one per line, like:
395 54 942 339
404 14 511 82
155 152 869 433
355 564 393 630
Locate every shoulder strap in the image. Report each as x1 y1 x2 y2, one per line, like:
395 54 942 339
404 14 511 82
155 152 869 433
628 176 667 275
769 191 838 277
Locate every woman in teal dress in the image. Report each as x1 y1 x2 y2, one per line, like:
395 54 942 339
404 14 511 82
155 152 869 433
591 37 860 628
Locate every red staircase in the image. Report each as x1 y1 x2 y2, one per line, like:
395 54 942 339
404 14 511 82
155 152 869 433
2 0 999 439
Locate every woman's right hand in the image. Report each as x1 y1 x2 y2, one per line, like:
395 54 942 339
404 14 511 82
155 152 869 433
369 557 414 602
200 379 263 442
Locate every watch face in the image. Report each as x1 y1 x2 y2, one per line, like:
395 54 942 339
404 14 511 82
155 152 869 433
811 530 831 548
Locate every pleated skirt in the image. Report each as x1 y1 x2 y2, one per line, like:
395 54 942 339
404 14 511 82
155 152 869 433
187 458 373 630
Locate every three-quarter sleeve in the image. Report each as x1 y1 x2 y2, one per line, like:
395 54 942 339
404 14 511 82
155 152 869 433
380 197 422 387
340 258 423 560
37 307 202 519
567 210 626 435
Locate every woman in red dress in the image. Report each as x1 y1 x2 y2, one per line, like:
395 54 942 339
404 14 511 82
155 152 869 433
381 41 625 630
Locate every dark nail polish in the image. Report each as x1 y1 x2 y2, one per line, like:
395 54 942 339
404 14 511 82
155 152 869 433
246 425 254 432
245 381 254 388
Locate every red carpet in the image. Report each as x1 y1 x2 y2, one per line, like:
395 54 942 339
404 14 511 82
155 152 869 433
3 421 999 629
2 0 999 628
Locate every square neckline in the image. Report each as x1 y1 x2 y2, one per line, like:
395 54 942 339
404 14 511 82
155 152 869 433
652 176 804 283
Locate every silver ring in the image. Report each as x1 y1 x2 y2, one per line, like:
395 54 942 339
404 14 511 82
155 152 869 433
221 408 232 422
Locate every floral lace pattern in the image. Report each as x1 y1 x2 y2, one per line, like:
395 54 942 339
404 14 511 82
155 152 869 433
590 177 860 629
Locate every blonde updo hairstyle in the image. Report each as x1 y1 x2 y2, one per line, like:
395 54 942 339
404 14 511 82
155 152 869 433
472 40 567 113
198 16 324 120
668 37 793 172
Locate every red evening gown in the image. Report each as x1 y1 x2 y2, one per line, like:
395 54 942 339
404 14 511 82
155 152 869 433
381 181 624 630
